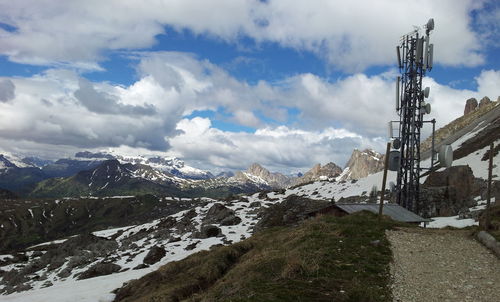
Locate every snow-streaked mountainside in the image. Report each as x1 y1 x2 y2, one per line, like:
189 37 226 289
75 151 213 180
0 154 31 170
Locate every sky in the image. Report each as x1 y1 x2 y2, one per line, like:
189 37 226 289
0 0 498 174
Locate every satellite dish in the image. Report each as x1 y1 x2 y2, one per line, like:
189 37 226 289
388 151 401 171
423 87 430 98
392 138 401 150
438 145 453 168
424 103 431 114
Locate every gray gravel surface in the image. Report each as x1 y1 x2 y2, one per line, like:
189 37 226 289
387 228 500 302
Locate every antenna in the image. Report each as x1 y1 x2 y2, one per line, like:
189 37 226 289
396 76 400 111
424 36 430 70
396 46 402 69
427 44 434 70
416 38 424 62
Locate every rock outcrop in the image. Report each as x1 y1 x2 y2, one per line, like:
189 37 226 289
78 262 121 280
143 246 166 265
464 98 478 115
293 162 343 185
479 96 492 109
340 149 384 180
203 203 241 226
419 165 481 217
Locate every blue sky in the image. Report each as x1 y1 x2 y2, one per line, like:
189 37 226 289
0 0 498 173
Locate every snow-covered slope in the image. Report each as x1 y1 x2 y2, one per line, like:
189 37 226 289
0 194 281 301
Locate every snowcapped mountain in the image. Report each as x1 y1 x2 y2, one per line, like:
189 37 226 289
0 155 17 170
0 153 33 170
30 159 191 198
74 151 213 180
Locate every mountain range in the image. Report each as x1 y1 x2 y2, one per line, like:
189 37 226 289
0 148 388 199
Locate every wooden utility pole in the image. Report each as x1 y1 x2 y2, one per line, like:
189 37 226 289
485 142 494 230
379 142 391 220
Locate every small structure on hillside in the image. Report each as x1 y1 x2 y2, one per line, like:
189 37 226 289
305 203 430 224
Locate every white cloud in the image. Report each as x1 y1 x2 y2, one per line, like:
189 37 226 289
169 117 383 172
0 52 497 172
0 0 493 70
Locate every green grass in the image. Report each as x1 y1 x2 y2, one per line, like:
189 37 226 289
114 212 407 302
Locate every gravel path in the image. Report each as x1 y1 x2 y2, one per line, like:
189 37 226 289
387 228 500 302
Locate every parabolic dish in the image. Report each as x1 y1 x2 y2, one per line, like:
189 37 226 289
438 145 453 168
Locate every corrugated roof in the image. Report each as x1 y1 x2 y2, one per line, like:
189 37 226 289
334 203 430 223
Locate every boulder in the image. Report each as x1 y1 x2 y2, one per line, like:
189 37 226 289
203 203 237 225
464 97 478 115
77 262 121 280
133 263 149 270
423 165 480 203
185 241 200 251
143 245 166 265
420 166 481 217
195 225 221 239
220 215 241 226
249 201 261 208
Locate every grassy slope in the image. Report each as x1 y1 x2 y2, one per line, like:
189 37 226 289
114 212 407 302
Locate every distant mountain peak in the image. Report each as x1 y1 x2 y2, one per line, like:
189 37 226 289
0 154 17 169
339 148 384 180
293 162 343 186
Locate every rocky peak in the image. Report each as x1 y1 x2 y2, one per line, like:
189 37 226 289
464 98 478 115
340 149 384 180
479 96 492 108
75 151 115 160
0 154 17 169
293 162 343 185
232 163 292 189
246 163 270 178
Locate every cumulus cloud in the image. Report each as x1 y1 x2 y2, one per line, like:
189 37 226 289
0 79 15 102
0 52 497 172
169 117 384 172
74 78 157 115
0 70 173 150
0 0 493 70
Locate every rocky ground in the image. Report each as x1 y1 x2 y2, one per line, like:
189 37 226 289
387 228 500 302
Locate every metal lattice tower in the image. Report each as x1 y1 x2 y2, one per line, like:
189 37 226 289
394 19 435 212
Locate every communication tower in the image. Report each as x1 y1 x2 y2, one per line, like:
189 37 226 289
388 19 442 212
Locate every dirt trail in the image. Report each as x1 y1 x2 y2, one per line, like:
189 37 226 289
387 228 500 302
